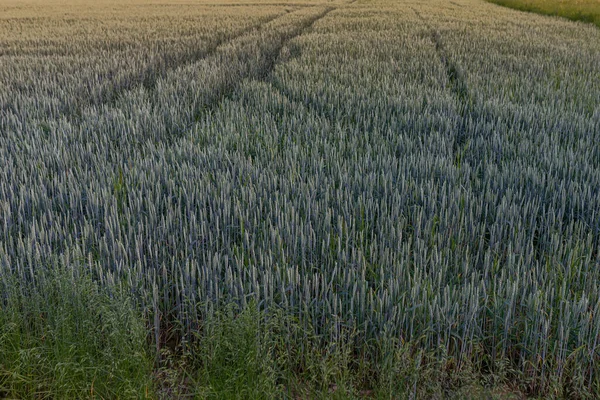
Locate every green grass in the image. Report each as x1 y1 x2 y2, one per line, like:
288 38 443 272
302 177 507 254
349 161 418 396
153 304 531 399
0 267 154 399
1 277 529 399
487 0 600 27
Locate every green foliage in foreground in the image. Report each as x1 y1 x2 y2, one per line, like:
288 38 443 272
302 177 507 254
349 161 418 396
1 271 530 399
487 0 600 27
158 304 527 399
0 267 154 399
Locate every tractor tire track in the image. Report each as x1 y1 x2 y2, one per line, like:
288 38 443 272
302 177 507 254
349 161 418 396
67 11 290 120
23 6 338 159
413 7 473 164
163 6 337 141
141 5 338 353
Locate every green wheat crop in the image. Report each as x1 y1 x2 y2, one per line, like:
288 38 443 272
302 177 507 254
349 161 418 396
1 0 599 397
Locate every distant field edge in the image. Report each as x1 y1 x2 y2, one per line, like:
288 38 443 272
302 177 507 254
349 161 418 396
485 0 600 28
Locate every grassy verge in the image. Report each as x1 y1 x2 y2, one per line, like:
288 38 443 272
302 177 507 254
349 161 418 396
1 267 582 398
156 305 529 399
0 267 154 399
1 270 528 399
487 0 600 27
158 303 597 399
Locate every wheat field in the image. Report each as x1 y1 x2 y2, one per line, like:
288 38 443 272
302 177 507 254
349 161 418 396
1 0 600 398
